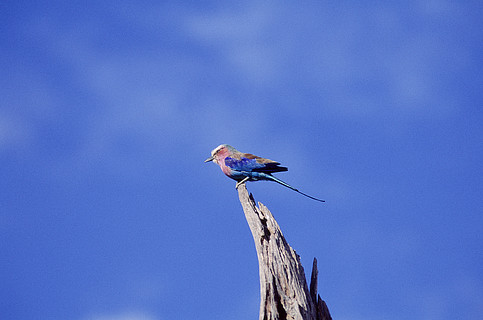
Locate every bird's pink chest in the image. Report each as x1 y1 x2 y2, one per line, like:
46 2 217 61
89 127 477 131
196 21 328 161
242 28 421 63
219 157 232 176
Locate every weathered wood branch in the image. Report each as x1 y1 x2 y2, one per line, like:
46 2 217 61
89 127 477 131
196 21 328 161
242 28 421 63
237 184 332 320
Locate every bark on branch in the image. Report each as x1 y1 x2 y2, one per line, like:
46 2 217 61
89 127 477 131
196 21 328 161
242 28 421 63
237 184 332 320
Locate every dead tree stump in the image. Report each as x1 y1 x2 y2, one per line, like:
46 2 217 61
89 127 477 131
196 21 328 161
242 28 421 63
237 184 332 320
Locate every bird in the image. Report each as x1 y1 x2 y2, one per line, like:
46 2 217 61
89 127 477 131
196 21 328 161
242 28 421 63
204 144 325 202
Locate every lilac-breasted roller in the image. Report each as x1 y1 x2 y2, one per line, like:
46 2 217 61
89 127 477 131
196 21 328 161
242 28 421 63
205 144 325 202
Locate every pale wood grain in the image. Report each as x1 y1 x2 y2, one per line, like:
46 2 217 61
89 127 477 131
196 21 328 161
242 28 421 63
237 184 332 320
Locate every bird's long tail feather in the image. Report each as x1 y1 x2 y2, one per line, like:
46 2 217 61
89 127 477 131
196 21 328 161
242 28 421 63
265 174 325 202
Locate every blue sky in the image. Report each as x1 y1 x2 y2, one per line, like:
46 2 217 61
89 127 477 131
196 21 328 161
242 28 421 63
1 1 482 319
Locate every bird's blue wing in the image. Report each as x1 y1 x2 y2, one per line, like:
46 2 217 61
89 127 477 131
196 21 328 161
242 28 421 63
225 153 288 173
225 157 263 172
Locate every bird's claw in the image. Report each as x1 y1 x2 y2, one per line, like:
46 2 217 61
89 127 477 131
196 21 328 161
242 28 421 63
235 177 250 189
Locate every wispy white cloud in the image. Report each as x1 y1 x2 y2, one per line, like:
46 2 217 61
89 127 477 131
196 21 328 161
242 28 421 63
185 1 472 120
0 55 62 153
185 3 285 87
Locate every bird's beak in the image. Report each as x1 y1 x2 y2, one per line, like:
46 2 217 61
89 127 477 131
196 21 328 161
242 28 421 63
204 156 214 163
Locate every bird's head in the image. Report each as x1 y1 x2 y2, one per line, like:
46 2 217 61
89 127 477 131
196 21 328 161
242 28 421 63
204 144 236 164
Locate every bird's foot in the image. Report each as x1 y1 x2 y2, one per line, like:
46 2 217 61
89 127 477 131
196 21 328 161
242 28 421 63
235 177 250 189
